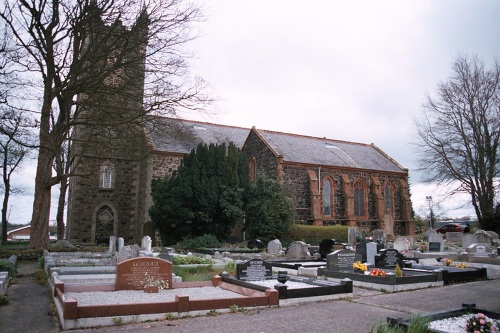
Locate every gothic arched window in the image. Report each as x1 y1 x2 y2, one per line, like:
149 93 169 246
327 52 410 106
323 177 334 217
384 181 393 215
249 158 256 181
353 179 366 217
102 166 112 189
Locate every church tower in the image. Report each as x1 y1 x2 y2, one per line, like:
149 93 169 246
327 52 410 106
66 6 150 245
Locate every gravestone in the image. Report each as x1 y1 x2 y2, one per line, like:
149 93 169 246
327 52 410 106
108 236 117 254
462 234 478 250
117 237 124 252
355 242 368 262
375 249 404 268
116 244 140 263
474 231 492 244
383 213 394 237
366 242 381 265
141 236 152 252
485 231 499 240
286 241 311 259
424 229 438 241
158 247 174 262
348 227 358 244
326 249 361 272
236 259 273 281
372 229 386 244
428 233 444 252
115 257 172 290
319 239 335 259
247 239 264 249
446 232 463 244
466 243 492 257
393 237 411 252
267 239 282 255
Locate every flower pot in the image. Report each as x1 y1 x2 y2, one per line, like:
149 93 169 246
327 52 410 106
144 285 159 293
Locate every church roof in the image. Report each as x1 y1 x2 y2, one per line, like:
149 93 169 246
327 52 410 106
146 117 406 173
146 117 250 154
252 129 406 173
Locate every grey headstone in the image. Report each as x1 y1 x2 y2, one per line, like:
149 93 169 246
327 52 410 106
474 230 493 244
372 229 386 243
116 244 140 263
117 237 125 252
286 241 311 259
485 231 499 240
158 247 174 262
141 236 152 252
393 237 411 252
366 242 379 265
213 251 223 259
462 234 478 249
326 249 361 272
267 239 282 255
446 232 463 243
428 233 444 252
109 236 117 253
467 243 492 256
424 229 438 240
348 227 358 244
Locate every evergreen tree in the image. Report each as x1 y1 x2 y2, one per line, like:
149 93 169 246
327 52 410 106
244 175 294 242
149 143 248 245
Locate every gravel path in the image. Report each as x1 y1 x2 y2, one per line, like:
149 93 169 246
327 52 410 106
65 286 244 305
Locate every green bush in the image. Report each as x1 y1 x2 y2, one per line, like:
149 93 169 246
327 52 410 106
175 234 222 250
284 224 348 245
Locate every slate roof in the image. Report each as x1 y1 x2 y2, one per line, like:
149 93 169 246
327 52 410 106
254 129 406 173
146 117 406 173
146 117 250 154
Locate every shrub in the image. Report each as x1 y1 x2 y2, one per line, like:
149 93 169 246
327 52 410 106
173 256 214 265
284 224 348 245
175 234 222 250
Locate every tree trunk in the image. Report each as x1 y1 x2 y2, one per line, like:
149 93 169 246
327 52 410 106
1 183 9 245
29 149 53 250
56 179 68 240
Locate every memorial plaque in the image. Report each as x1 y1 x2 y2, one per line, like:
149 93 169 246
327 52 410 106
236 259 273 281
428 242 441 252
326 249 361 272
375 249 403 268
115 257 172 290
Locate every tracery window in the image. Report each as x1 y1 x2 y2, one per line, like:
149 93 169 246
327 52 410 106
353 179 366 217
384 181 393 215
102 166 112 189
323 177 334 217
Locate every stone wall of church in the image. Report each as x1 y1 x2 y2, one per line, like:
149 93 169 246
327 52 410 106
243 131 279 180
67 156 143 244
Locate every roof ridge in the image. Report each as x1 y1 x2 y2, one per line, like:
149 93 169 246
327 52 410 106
152 115 251 131
257 128 371 147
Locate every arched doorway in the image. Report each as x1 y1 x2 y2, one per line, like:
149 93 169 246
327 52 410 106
92 204 118 245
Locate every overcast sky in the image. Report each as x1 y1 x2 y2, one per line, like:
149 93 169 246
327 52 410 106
9 0 500 225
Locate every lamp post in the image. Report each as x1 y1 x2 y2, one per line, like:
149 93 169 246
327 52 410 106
426 196 433 229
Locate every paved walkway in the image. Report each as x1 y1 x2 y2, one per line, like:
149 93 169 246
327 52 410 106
1 261 500 333
0 261 59 333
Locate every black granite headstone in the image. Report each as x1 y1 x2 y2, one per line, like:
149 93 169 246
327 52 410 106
236 259 273 281
375 248 404 268
326 249 362 272
428 242 441 252
247 239 264 249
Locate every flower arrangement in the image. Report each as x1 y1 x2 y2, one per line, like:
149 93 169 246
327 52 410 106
141 272 169 292
369 268 386 277
455 262 468 269
465 313 498 333
353 261 367 273
443 258 453 266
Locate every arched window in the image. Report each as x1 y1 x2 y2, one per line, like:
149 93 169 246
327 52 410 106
102 166 112 188
249 158 256 181
384 181 393 215
353 179 366 217
323 177 334 217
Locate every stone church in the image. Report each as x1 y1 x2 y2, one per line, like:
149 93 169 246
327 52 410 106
66 12 414 245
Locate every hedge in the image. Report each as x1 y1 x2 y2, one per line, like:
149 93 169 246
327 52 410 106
284 224 348 246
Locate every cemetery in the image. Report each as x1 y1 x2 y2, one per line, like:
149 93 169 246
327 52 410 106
8 226 495 329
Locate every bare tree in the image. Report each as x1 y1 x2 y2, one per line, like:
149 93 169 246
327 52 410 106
415 55 500 232
0 110 32 244
0 0 211 250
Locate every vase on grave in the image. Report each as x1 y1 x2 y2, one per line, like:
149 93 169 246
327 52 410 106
144 285 159 293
